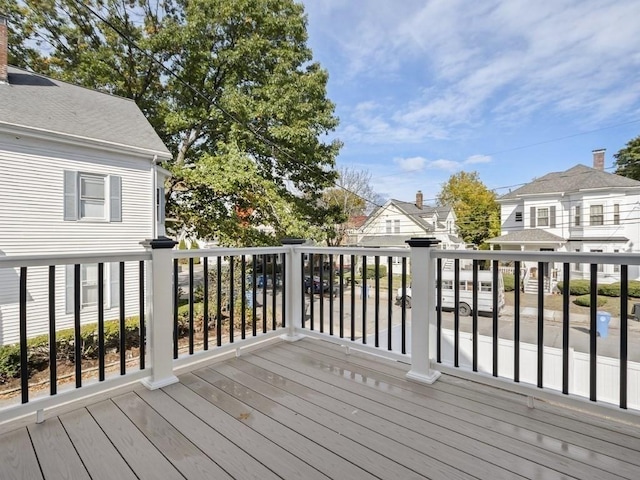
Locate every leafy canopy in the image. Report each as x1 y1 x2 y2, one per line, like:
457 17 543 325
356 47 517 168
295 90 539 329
614 135 640 181
436 171 500 246
2 0 341 245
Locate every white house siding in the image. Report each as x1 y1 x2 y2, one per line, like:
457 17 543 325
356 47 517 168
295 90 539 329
0 133 156 345
362 204 426 239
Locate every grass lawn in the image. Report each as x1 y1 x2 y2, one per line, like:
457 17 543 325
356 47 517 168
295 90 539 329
505 291 639 317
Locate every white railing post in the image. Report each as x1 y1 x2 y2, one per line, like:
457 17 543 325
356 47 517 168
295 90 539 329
141 236 179 389
406 237 442 384
281 238 305 341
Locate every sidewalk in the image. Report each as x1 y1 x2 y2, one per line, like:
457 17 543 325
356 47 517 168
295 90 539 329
502 305 640 331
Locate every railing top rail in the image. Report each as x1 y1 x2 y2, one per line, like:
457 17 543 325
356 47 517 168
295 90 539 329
173 246 288 258
295 246 410 257
0 251 151 268
432 249 640 265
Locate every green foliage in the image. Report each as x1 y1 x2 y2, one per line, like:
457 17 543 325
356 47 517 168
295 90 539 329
503 274 515 292
573 295 607 308
190 240 201 264
364 264 387 279
614 135 640 180
0 317 141 384
628 281 640 298
598 283 621 297
3 0 341 246
556 280 591 296
436 171 500 246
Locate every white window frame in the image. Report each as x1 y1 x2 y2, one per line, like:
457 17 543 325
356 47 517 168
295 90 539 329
64 170 122 222
66 263 120 313
394 219 400 234
574 205 581 226
385 220 392 234
537 208 549 227
613 204 620 225
590 205 604 226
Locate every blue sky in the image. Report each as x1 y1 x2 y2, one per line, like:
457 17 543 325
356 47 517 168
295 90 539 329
300 0 640 205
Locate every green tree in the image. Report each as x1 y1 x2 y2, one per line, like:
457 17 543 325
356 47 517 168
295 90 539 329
436 171 500 246
614 135 640 180
2 0 340 245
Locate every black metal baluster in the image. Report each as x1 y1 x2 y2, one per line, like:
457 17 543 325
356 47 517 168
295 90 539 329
252 255 257 337
271 254 277 331
362 255 367 344
20 267 28 403
203 257 209 349
49 266 57 394
339 255 344 338
281 253 287 329
74 264 82 388
388 257 393 351
98 263 105 381
454 259 460 368
217 256 222 346
139 261 145 370
562 264 570 394
590 263 598 401
620 265 628 409
472 260 478 372
436 258 442 362
374 256 380 348
401 257 407 354
537 261 544 387
301 254 306 329
329 254 334 336
351 254 356 341
119 262 125 375
229 256 235 342
241 256 246 339
493 260 499 377
188 258 194 355
262 255 267 334
173 258 179 359
514 261 521 382
319 254 324 333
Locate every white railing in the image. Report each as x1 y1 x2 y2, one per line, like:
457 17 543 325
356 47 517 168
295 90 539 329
2 237 640 426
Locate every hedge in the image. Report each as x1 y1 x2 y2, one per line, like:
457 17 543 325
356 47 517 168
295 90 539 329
364 264 388 279
503 274 515 292
556 280 640 298
573 294 608 308
0 317 141 384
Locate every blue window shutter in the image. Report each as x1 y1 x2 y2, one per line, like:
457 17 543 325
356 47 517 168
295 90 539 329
110 175 122 222
65 264 74 314
64 170 78 221
109 262 120 308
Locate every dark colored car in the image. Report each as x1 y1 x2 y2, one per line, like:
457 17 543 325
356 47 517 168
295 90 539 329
304 275 336 296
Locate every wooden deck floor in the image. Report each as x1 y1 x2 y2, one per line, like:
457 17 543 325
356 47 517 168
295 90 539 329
1 338 640 480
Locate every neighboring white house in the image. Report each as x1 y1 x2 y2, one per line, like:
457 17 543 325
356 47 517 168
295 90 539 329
0 60 172 344
356 191 465 272
487 149 640 290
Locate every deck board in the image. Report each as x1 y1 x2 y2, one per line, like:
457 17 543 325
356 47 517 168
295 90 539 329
1 337 639 480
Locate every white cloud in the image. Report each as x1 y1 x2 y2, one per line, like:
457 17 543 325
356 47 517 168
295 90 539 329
429 159 461 171
394 156 427 171
465 155 492 165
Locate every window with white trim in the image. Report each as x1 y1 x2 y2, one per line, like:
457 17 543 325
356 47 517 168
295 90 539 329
394 219 400 233
614 204 620 225
65 263 120 312
574 205 581 226
590 205 603 226
537 208 549 227
385 220 392 234
64 170 122 222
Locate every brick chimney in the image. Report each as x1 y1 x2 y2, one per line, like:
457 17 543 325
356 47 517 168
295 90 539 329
0 14 7 84
592 148 605 171
415 190 423 209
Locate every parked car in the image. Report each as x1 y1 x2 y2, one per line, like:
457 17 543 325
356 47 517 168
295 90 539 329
304 275 337 296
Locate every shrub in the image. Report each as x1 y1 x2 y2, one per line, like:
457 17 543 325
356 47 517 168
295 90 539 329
598 283 620 297
503 274 515 292
573 294 607 308
628 281 640 298
364 264 387 279
556 280 591 295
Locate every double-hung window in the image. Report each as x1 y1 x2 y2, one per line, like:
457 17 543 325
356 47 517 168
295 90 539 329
64 170 122 222
574 206 581 226
590 205 604 226
385 220 392 234
394 219 400 233
613 204 620 225
537 208 549 227
65 263 120 312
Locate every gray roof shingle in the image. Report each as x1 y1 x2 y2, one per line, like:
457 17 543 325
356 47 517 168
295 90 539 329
1 66 171 158
500 164 640 200
487 229 566 244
